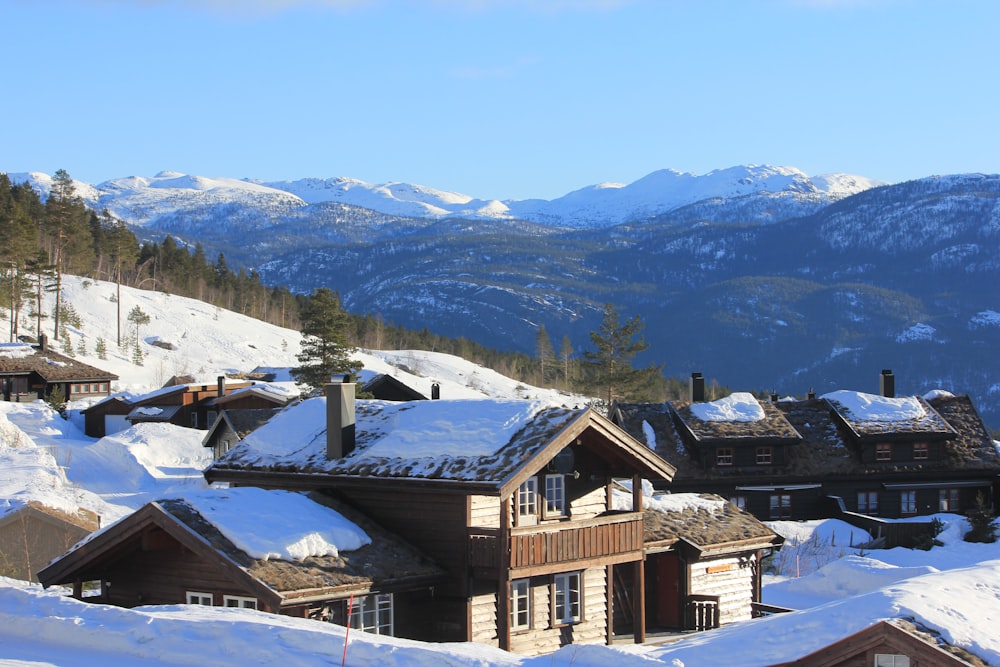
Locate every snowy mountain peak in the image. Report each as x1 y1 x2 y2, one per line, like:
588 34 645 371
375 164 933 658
6 164 884 229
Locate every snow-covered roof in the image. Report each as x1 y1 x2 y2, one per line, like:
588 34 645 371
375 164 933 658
823 390 956 438
210 396 674 490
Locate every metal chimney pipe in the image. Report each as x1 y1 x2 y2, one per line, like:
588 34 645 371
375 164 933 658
326 381 356 460
431 382 440 400
690 372 705 403
880 369 895 398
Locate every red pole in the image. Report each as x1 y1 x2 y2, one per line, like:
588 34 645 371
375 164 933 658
341 594 354 667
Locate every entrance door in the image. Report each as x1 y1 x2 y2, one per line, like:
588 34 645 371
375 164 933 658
649 552 682 629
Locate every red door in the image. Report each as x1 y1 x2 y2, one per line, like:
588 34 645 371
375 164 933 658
653 552 681 628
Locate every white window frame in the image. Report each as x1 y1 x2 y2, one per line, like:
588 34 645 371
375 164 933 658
517 476 538 521
543 474 566 518
223 595 257 609
349 593 394 636
716 447 734 466
551 572 582 625
874 654 910 667
913 441 929 460
939 488 960 512
510 579 531 631
755 446 773 465
186 591 214 606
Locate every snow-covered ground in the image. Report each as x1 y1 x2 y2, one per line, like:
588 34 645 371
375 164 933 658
1 275 999 665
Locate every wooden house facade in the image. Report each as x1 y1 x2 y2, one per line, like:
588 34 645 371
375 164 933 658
1 337 117 405
37 489 445 640
201 408 280 460
205 383 681 655
610 371 1000 524
82 377 260 437
0 502 100 582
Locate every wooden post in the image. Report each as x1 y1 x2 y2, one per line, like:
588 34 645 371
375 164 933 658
498 494 511 651
632 473 643 512
606 563 615 645
633 558 645 643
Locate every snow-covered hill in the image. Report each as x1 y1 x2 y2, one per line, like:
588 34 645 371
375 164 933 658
8 163 882 230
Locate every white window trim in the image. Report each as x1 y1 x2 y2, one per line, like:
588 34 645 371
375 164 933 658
510 579 531 631
543 474 566 518
186 591 213 606
349 593 394 636
874 654 910 667
517 476 538 524
552 572 582 625
223 595 257 609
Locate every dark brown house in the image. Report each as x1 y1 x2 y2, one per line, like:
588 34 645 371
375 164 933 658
82 376 257 437
610 371 1000 524
37 489 444 639
361 373 428 401
205 383 680 655
1 337 117 404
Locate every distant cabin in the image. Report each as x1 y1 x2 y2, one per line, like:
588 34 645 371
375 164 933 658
0 502 100 582
1 336 117 404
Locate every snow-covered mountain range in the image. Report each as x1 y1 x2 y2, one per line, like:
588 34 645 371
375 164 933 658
10 164 883 229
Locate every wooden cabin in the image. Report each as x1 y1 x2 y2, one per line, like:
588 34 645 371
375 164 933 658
610 371 1000 524
205 383 680 655
0 337 117 404
632 491 782 634
771 619 983 667
81 377 261 437
37 489 444 640
0 502 100 582
361 373 428 401
201 408 280 460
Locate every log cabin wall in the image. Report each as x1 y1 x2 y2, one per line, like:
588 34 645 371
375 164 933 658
688 554 755 625
569 485 607 519
469 495 501 529
505 566 608 656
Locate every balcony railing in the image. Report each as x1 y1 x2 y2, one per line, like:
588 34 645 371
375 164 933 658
468 511 644 571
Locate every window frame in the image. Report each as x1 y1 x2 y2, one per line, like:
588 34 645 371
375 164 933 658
939 488 960 512
716 447 734 466
223 595 257 609
510 579 531 631
517 476 538 524
857 490 879 516
542 474 566 519
349 593 394 636
875 442 892 462
730 495 747 511
874 654 911 667
912 441 929 460
551 571 583 626
755 446 773 465
900 489 917 516
186 591 214 606
769 494 791 520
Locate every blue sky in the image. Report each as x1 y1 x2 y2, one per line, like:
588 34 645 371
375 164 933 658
5 0 1000 200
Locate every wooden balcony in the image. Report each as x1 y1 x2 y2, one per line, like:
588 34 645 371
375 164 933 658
468 511 644 574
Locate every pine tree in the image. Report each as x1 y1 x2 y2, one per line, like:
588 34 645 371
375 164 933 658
291 288 363 391
535 325 555 385
559 335 575 390
127 305 150 348
44 170 93 339
583 303 662 405
96 337 107 360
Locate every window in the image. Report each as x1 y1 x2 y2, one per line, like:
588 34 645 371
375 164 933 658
186 591 213 606
755 446 773 465
543 475 565 517
552 572 582 625
769 494 791 520
939 488 960 512
716 447 734 466
510 579 531 630
876 442 892 461
730 495 747 511
913 441 929 460
517 477 538 519
874 654 910 667
190 413 199 428
206 410 217 427
900 490 917 515
223 595 257 609
857 490 879 515
349 593 393 636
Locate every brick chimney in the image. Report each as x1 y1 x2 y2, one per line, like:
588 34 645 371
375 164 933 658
880 369 895 398
690 372 705 403
326 380 356 460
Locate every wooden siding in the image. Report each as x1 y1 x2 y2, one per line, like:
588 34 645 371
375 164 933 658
506 566 608 656
470 587 499 647
469 495 501 529
568 486 607 520
688 555 754 625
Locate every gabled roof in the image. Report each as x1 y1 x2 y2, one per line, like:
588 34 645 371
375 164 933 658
824 391 957 442
207 397 676 495
201 408 280 448
209 385 295 408
670 393 802 446
0 501 100 532
38 489 444 606
633 492 782 557
127 404 182 422
361 374 427 401
0 344 118 382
